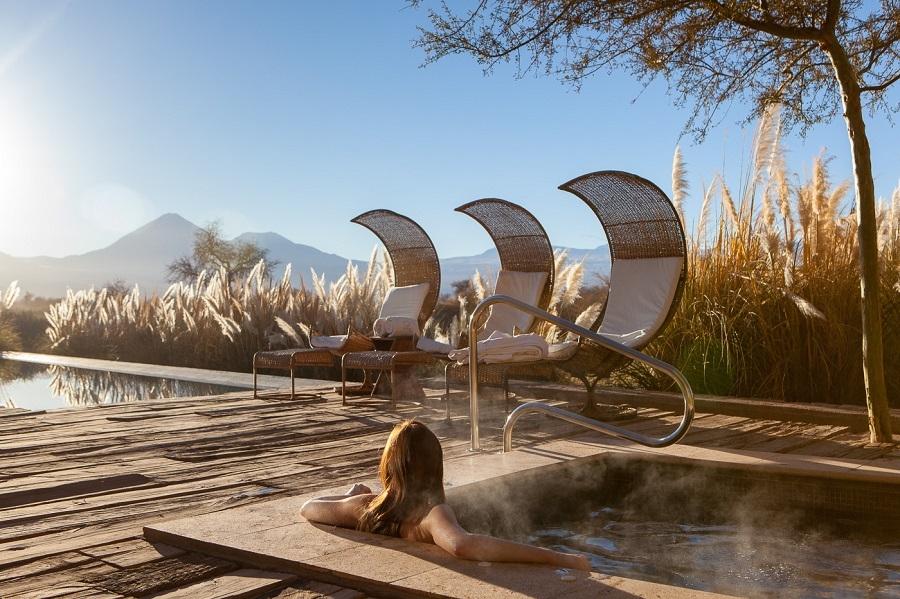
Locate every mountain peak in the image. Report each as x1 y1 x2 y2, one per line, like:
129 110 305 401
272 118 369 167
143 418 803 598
138 213 198 232
234 231 292 244
82 213 200 263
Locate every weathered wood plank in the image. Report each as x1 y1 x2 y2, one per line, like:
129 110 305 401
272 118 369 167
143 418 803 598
83 553 236 597
0 551 94 584
0 473 154 509
0 464 319 527
263 581 368 599
0 483 289 543
81 537 186 568
145 568 296 599
1 560 116 598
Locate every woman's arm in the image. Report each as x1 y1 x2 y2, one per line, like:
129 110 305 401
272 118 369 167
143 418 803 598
299 484 374 529
421 505 589 571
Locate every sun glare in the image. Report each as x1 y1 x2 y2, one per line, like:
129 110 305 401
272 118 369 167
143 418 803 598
0 102 67 256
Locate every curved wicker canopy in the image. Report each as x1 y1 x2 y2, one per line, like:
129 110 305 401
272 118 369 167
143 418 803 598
559 170 686 262
351 209 440 329
558 170 687 336
455 198 555 312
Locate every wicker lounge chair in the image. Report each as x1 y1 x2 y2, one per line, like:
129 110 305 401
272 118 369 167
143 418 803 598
441 198 556 414
528 170 687 415
252 209 440 399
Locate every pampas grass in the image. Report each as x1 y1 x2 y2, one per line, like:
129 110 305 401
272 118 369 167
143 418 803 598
671 145 688 226
43 249 390 372
622 118 900 406
0 281 22 353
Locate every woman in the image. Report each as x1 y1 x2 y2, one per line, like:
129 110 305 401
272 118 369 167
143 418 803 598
300 419 590 570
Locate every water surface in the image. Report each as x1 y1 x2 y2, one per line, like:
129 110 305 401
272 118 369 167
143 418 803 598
527 505 900 598
0 363 242 411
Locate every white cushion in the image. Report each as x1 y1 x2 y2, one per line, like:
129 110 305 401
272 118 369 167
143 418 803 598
599 257 682 348
479 270 547 339
309 334 347 349
379 283 429 321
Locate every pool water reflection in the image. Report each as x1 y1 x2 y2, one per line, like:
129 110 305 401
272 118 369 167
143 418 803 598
0 363 243 411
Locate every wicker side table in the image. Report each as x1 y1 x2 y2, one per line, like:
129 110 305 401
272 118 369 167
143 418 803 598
341 350 436 407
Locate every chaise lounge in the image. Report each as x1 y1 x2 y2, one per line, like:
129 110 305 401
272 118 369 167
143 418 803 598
252 209 440 399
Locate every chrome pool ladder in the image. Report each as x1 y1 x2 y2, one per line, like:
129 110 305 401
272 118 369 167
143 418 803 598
464 295 695 453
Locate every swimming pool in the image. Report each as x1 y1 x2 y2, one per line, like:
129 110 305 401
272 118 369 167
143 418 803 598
453 455 900 598
0 362 243 411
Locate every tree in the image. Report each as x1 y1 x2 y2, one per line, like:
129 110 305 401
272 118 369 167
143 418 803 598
167 222 277 285
414 0 899 442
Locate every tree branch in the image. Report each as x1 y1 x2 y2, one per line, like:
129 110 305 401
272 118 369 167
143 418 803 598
701 0 825 41
860 71 900 93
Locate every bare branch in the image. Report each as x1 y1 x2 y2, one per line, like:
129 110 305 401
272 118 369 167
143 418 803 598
861 71 900 93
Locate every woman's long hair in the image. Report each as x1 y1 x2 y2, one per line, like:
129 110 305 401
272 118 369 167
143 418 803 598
358 420 445 536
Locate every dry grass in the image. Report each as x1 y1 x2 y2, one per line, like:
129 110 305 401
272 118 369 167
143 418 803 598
0 281 23 354
40 251 390 372
622 107 900 406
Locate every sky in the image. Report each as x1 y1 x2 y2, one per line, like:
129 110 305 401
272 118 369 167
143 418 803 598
0 0 898 261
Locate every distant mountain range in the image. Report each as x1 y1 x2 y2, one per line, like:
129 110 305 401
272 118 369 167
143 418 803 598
0 213 609 297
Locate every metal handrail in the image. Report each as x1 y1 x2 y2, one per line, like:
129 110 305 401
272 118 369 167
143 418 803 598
464 295 694 452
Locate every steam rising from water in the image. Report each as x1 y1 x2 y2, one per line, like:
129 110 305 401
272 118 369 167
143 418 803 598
452 459 900 598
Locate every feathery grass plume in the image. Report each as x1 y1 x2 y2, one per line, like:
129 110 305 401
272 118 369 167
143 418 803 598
759 182 780 261
882 181 900 249
362 245 379 292
721 180 739 229
671 145 688 226
566 300 604 342
768 119 795 253
311 269 327 302
809 154 830 254
0 280 23 353
696 177 719 247
741 104 781 226
760 181 776 232
811 154 830 218
274 315 303 345
561 260 585 308
796 185 812 248
828 180 850 219
786 292 826 320
472 270 488 302
2 281 20 311
548 250 570 311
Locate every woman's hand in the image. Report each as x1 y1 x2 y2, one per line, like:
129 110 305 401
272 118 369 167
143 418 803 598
346 483 372 496
558 553 591 571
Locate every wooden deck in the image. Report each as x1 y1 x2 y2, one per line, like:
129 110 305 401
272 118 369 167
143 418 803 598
1 386 898 599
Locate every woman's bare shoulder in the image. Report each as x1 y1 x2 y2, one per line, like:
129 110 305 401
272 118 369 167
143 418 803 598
420 503 462 527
